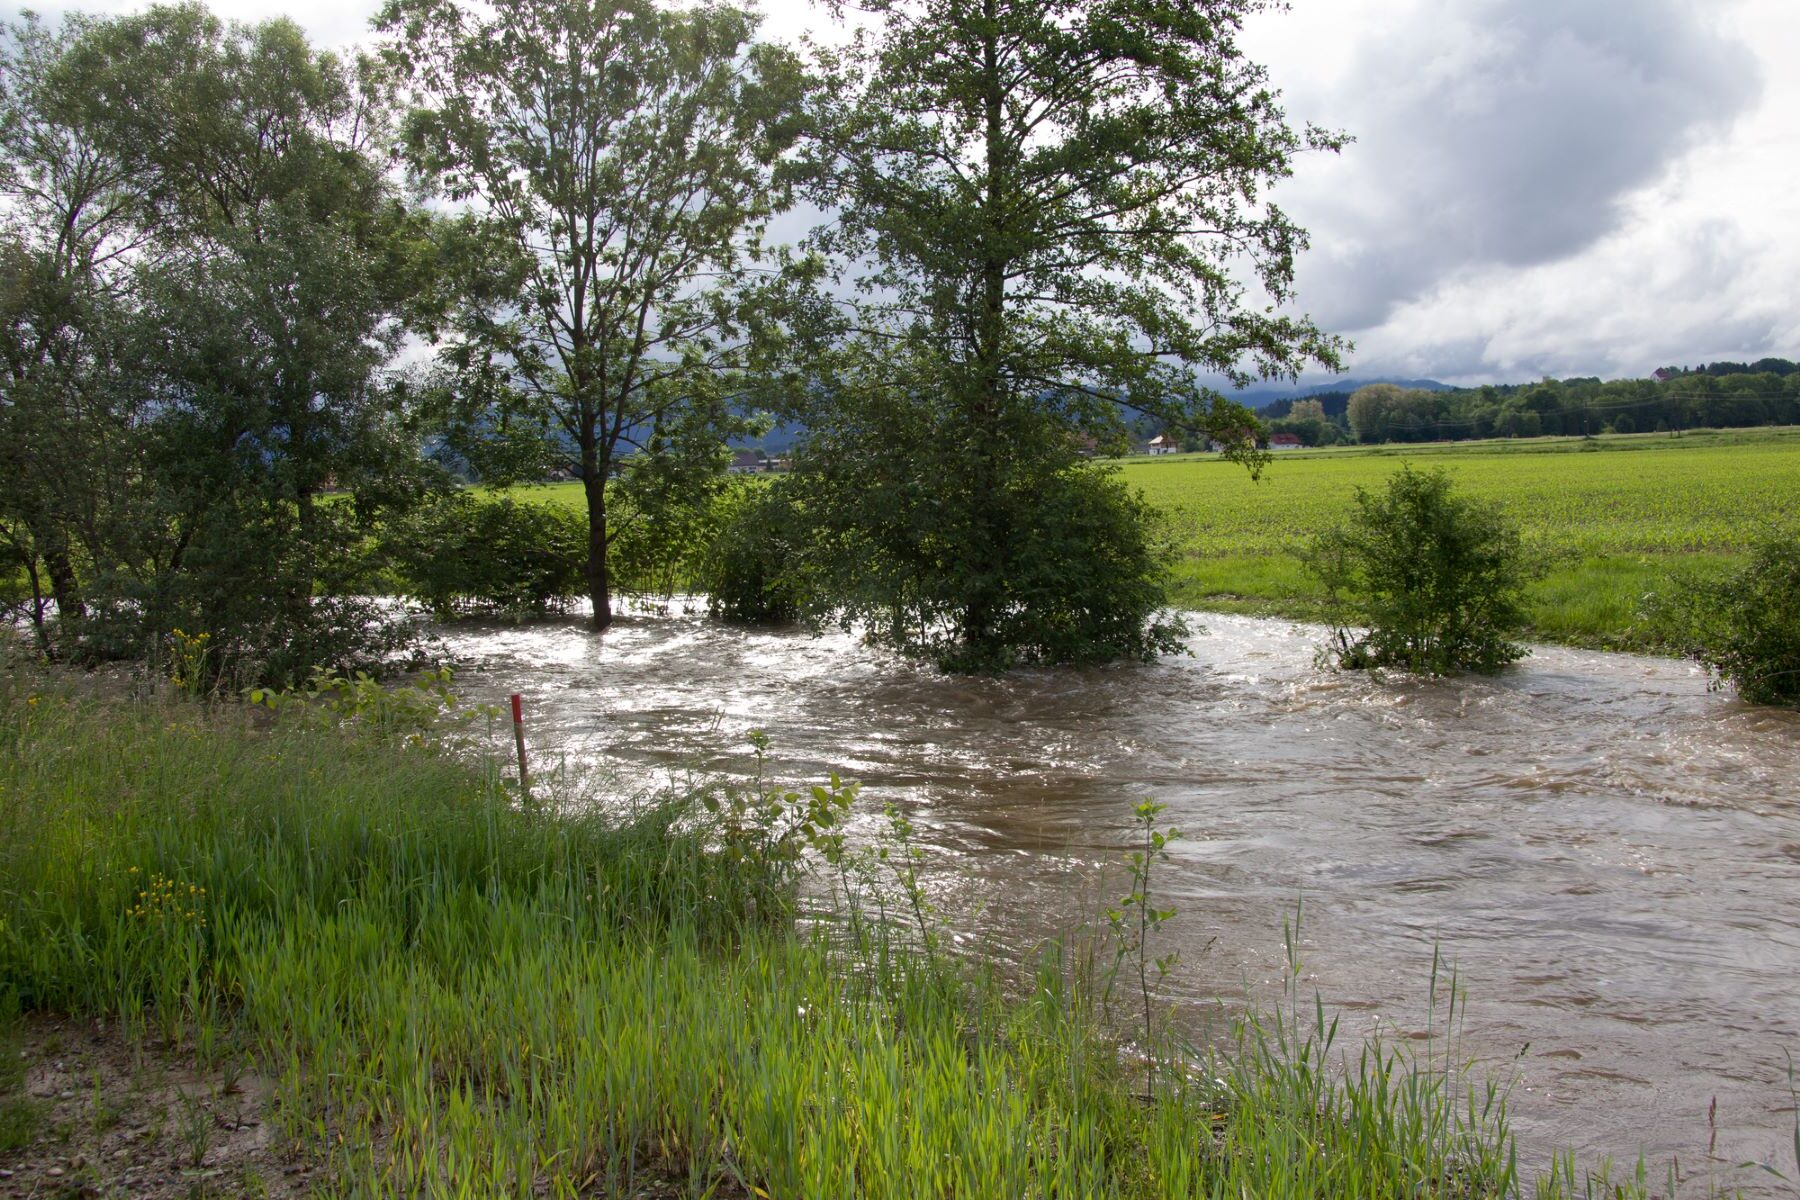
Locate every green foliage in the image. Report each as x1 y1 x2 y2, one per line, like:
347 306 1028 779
379 0 806 627
1305 465 1537 675
383 492 586 620
1104 799 1181 1099
247 666 500 747
938 465 1186 671
701 479 810 624
789 402 1187 670
703 731 859 910
787 0 1341 669
605 419 741 599
1340 369 1800 447
1654 530 1800 706
0 4 438 685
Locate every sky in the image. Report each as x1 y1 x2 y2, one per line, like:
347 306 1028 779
6 0 1795 388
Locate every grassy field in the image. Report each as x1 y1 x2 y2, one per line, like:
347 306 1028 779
0 669 1675 1197
515 426 1800 651
1127 426 1800 649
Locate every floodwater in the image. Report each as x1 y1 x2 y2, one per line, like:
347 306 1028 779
441 608 1800 1189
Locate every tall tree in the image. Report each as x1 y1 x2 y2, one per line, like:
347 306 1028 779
379 0 805 628
795 0 1345 667
2 4 435 683
0 12 150 652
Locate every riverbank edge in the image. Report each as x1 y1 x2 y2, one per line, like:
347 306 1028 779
1167 549 1734 656
0 678 1667 1197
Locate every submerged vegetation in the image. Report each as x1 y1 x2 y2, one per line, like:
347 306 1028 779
1306 465 1535 675
1654 528 1800 707
0 664 1683 1197
382 493 588 620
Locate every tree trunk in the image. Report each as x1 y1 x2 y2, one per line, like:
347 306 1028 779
582 466 612 631
34 521 85 627
957 9 1010 657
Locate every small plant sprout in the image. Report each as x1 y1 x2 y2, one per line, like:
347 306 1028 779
878 802 942 968
177 1087 212 1168
1104 798 1181 1097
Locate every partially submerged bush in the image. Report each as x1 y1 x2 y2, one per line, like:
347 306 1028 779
701 479 810 624
1305 465 1537 675
946 464 1187 671
771 449 1187 671
1654 531 1800 706
383 492 585 619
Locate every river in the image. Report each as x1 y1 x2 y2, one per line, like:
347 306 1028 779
441 607 1800 1191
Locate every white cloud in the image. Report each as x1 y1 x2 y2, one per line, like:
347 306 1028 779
1247 0 1798 383
8 0 1792 384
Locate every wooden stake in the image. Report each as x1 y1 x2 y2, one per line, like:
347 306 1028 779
510 692 530 794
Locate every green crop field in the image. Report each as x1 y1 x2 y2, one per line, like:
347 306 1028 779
1120 426 1800 648
504 426 1800 651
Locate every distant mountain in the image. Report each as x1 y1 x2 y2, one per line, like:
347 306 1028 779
1235 377 1453 412
730 378 1459 449
734 419 808 454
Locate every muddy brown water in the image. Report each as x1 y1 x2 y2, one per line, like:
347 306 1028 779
441 608 1800 1189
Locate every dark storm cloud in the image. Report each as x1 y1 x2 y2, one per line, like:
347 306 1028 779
1293 0 1762 333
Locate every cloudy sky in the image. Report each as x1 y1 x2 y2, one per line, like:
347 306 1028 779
7 0 1795 387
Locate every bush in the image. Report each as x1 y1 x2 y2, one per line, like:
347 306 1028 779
67 499 422 691
956 464 1187 671
1656 532 1800 706
701 479 809 625
1304 465 1537 675
383 492 586 619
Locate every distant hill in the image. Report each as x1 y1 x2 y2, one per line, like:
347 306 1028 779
734 378 1459 450
1240 377 1453 413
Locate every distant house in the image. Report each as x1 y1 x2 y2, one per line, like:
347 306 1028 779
1268 433 1303 450
729 450 765 474
1147 432 1180 455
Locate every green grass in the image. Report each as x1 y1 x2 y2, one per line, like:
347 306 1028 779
506 427 1800 650
0 671 1675 1197
1124 427 1800 649
0 1020 41 1154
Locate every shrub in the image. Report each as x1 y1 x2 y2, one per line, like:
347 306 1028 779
701 479 809 624
1656 531 1800 706
606 435 737 598
955 464 1187 671
1304 465 1537 675
383 492 586 619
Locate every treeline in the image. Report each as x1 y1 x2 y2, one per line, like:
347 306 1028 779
3 0 1336 682
1262 366 1800 448
1656 358 1798 379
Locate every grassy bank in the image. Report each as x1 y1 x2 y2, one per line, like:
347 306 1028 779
0 674 1666 1196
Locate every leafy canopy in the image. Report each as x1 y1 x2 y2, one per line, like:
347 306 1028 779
811 0 1345 429
379 0 808 627
0 3 436 685
774 0 1345 668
